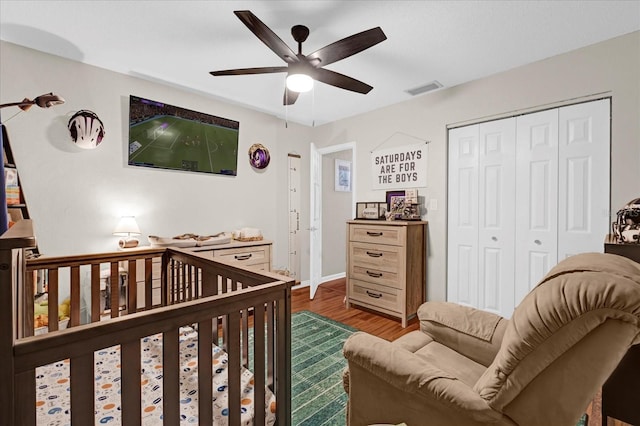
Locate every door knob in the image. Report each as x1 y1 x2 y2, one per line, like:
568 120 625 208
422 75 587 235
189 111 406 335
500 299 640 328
491 236 498 242
534 239 541 245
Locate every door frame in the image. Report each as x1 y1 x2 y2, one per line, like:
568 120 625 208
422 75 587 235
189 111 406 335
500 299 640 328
309 141 357 298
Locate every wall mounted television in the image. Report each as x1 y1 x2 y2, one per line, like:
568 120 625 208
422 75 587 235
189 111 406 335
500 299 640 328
128 95 239 176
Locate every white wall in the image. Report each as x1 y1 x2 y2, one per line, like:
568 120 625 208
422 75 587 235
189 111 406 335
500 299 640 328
2 31 639 301
0 41 312 272
312 31 640 302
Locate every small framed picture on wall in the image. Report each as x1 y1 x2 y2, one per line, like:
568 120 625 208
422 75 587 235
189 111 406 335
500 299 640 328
335 159 352 192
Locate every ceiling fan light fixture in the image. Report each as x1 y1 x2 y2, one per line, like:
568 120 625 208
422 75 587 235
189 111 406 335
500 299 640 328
286 73 314 93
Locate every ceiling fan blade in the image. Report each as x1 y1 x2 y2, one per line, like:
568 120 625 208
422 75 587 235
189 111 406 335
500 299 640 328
313 68 373 94
210 66 288 76
283 88 300 105
306 27 386 67
234 10 299 63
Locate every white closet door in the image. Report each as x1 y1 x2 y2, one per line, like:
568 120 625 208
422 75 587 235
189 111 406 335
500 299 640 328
558 100 610 260
447 125 479 307
478 118 516 316
514 109 559 304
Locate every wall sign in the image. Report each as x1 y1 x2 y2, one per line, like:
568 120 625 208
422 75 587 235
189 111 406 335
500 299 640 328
371 143 427 190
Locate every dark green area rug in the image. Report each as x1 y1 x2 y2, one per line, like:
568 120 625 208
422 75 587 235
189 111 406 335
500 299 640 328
291 311 356 426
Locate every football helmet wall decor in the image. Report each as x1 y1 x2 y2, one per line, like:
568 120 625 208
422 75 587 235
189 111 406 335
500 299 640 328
612 198 640 244
248 143 270 169
68 109 105 149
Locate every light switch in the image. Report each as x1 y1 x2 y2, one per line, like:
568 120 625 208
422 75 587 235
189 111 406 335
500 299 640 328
429 199 438 211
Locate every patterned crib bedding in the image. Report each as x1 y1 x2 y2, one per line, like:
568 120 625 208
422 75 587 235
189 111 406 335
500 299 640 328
35 326 277 425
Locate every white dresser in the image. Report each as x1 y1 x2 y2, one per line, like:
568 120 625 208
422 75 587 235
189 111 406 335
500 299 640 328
346 220 427 327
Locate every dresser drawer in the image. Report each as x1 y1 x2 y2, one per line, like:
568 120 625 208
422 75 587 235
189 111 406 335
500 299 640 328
212 245 270 269
350 265 400 289
349 279 401 313
350 242 401 272
350 224 405 246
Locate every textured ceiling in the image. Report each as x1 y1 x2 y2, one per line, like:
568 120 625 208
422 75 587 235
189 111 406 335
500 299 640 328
1 1 639 126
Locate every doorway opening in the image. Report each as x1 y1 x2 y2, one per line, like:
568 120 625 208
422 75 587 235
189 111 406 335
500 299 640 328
309 142 356 298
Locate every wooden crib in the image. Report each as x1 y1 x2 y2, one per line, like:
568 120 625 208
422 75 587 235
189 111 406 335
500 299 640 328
0 220 294 425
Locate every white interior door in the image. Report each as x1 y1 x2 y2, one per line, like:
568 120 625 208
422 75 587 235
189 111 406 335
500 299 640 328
514 109 559 303
447 125 479 307
478 118 516 316
448 99 610 317
557 99 610 260
309 143 322 298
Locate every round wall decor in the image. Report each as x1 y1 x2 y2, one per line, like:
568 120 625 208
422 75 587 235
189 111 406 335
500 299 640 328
248 143 270 169
68 109 105 149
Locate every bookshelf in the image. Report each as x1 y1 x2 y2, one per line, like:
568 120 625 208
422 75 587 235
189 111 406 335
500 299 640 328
2 124 39 257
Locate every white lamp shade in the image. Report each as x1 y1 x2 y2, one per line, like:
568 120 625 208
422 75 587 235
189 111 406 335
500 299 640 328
113 216 141 236
286 73 314 93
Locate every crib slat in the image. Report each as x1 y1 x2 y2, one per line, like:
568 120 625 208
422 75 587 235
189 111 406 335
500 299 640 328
254 303 266 425
91 264 101 322
163 329 180 425
44 268 58 336
70 352 94 425
227 310 241 426
121 339 142 425
23 270 35 336
110 262 120 318
14 369 35 425
70 266 81 327
127 259 137 313
145 257 153 310
242 308 249 367
198 318 213 424
267 300 275 389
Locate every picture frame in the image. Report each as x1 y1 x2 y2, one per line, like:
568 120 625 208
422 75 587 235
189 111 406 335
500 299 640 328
385 190 406 211
355 202 387 220
335 159 352 192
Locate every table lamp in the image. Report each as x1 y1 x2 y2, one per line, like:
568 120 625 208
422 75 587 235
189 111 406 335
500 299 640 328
113 216 141 249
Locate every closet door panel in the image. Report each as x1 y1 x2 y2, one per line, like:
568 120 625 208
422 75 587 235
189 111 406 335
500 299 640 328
515 109 559 304
558 99 610 260
478 119 516 316
447 125 479 307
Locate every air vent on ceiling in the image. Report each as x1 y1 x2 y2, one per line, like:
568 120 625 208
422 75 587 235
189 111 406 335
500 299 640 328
405 80 443 96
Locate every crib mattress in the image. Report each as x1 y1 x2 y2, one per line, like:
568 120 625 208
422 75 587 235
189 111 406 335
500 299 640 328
35 326 276 425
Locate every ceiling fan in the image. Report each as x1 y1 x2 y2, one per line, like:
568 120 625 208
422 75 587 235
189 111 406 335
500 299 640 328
210 10 387 105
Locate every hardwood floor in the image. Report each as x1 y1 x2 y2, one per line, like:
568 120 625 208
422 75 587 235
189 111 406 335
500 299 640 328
292 278 418 341
291 278 630 426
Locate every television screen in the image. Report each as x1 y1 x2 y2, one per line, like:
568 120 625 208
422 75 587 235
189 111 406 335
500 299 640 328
128 95 239 176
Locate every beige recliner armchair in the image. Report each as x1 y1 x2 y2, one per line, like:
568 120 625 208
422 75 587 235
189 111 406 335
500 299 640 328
343 253 640 426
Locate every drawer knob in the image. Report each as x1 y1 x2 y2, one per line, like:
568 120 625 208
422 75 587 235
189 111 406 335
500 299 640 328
366 270 383 278
366 251 383 258
366 231 383 237
234 254 252 260
366 290 383 299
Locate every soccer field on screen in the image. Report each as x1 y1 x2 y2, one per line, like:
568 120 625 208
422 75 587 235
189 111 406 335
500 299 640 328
128 116 238 175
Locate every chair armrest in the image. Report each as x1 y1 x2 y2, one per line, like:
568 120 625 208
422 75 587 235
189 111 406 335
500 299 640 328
418 302 507 367
343 332 501 423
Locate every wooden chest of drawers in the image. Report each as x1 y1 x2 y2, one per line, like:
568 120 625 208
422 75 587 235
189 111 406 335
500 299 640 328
346 220 427 327
192 240 272 272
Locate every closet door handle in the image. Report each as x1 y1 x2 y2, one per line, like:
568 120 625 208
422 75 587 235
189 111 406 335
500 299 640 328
366 251 383 258
366 231 383 237
234 254 252 260
534 240 541 245
366 271 382 278
491 236 498 242
366 291 383 299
